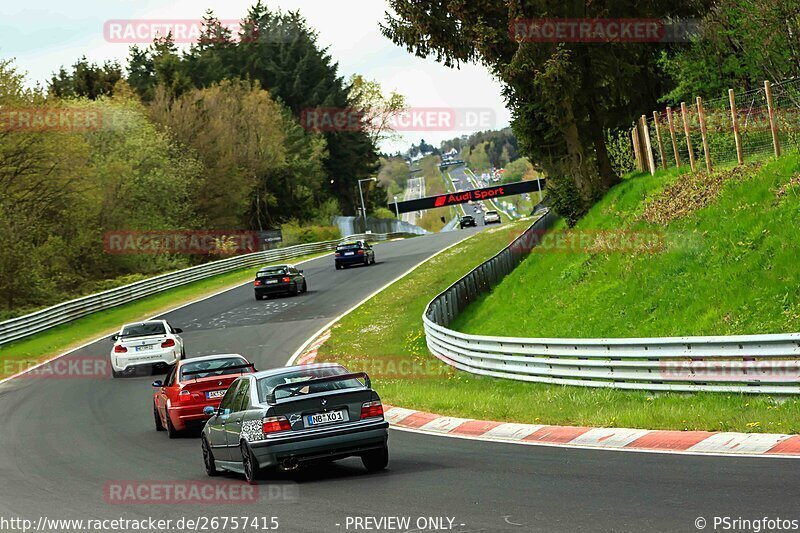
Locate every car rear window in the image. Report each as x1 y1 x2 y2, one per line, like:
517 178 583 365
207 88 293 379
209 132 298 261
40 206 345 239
257 267 286 277
180 357 249 380
336 243 362 251
120 322 166 338
486 211 498 215
256 366 363 402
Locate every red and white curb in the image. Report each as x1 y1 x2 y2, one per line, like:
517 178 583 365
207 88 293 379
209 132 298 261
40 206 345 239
383 406 800 458
295 336 800 458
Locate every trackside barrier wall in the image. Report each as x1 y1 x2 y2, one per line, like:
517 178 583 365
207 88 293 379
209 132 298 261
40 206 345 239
0 232 415 346
423 211 800 394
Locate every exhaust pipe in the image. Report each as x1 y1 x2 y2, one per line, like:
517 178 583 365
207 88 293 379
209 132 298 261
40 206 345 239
279 457 299 471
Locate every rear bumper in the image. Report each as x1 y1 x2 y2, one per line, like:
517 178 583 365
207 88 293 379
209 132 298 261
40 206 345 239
255 283 291 295
112 350 179 372
335 255 367 266
249 419 389 469
168 404 218 430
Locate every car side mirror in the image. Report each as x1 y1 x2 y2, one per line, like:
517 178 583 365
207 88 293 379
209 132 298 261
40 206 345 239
110 334 118 342
203 406 216 416
298 269 303 274
152 380 163 387
173 328 183 334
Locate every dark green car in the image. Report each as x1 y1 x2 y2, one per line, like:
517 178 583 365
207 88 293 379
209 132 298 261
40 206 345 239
200 363 389 483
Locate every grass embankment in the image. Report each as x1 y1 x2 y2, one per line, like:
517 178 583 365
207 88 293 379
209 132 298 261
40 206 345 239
0 251 328 379
318 155 800 433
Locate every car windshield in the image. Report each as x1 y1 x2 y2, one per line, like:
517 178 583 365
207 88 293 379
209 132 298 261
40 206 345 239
120 322 166 338
256 366 363 402
462 216 473 220
180 357 249 380
257 267 286 276
486 211 498 216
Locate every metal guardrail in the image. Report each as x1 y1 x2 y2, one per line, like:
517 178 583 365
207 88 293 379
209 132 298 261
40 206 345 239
423 211 800 393
0 232 413 346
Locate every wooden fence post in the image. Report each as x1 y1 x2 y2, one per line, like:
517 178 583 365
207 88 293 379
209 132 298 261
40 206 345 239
764 80 781 157
653 111 667 170
680 102 696 173
696 96 712 172
641 115 656 175
728 89 743 165
666 106 681 167
631 127 642 171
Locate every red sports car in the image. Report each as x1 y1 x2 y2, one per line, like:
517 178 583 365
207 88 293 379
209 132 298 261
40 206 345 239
152 354 254 437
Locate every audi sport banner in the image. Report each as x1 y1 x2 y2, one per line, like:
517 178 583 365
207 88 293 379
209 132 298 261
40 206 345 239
388 179 545 214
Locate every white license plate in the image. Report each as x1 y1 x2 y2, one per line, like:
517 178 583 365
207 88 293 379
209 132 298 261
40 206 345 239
206 390 226 400
266 279 279 284
304 409 348 427
135 345 154 352
344 252 355 256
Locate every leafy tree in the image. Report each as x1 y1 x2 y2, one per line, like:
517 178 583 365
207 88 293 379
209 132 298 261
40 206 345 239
48 57 123 99
382 0 710 222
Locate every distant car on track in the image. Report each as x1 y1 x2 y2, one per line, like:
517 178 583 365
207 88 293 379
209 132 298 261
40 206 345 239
254 264 307 300
110 320 185 378
153 354 254 438
459 215 477 228
200 363 389 484
484 210 501 224
334 241 375 269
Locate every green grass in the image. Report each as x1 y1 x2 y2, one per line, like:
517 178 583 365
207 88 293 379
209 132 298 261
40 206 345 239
317 155 800 433
0 251 327 379
454 154 800 337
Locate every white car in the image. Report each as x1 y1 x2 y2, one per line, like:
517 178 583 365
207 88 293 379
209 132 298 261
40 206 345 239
110 320 185 378
484 210 501 224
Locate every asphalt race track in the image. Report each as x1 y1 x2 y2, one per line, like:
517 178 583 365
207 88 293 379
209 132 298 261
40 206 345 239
1 230 799 532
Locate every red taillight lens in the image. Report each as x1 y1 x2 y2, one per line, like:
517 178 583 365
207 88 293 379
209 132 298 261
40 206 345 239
254 280 262 286
262 416 292 434
114 344 127 353
357 250 365 255
161 339 176 348
335 252 341 257
360 400 383 419
281 277 291 283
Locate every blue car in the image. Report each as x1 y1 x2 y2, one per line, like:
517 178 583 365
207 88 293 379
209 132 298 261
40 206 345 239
334 241 375 269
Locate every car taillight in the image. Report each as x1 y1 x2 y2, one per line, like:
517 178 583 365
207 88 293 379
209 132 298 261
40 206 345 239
254 280 262 286
335 252 341 257
281 277 291 283
114 344 127 353
262 416 292 434
360 400 383 419
357 250 365 255
161 339 176 348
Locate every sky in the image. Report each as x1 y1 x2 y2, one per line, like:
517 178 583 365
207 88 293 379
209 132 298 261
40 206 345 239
0 0 511 153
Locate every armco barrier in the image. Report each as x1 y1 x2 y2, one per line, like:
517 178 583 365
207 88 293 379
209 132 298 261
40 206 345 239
0 232 413 346
423 211 800 393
